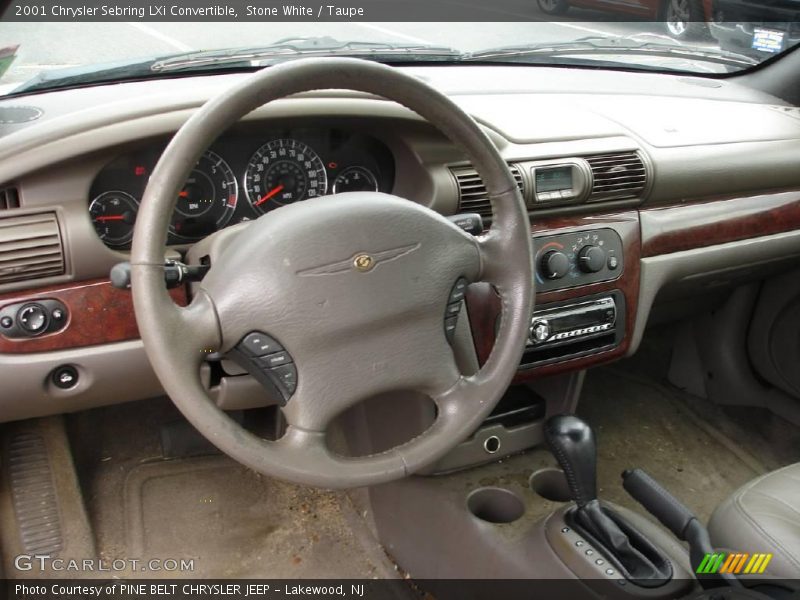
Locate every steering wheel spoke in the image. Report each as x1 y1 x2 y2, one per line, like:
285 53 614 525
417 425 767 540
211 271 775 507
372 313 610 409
279 316 463 433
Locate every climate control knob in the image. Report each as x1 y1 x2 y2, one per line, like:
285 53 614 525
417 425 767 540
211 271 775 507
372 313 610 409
577 245 606 273
540 250 570 280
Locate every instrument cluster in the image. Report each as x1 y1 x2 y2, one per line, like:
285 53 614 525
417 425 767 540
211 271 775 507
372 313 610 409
88 128 395 248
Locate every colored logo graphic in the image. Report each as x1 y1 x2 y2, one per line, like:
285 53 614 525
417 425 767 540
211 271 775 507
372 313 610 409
696 552 773 575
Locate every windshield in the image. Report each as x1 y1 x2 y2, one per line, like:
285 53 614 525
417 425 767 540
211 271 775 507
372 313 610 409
1 12 798 93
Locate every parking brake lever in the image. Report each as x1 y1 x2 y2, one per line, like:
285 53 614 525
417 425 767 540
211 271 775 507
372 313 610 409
622 468 741 590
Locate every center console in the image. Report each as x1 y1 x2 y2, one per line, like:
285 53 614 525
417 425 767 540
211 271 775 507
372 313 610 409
467 211 641 381
354 210 685 596
423 212 641 472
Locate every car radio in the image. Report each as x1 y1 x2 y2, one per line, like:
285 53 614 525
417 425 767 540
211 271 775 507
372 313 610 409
522 293 624 366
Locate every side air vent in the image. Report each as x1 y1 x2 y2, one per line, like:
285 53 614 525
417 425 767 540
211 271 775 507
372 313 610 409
0 213 64 285
0 186 20 210
585 152 647 201
452 164 524 218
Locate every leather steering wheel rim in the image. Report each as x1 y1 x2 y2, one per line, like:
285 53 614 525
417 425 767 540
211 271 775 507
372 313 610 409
131 57 534 489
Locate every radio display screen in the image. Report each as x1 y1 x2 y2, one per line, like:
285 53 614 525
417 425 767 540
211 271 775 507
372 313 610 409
535 166 572 193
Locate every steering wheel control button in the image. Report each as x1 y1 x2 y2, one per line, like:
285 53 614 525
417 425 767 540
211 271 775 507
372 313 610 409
229 331 297 405
257 351 291 369
240 331 283 356
269 364 298 395
51 365 79 390
448 278 469 303
444 279 469 345
444 317 458 343
17 303 48 334
0 316 12 329
445 302 461 317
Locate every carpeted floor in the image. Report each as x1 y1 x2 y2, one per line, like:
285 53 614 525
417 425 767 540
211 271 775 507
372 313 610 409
578 367 770 522
55 355 799 580
66 399 405 581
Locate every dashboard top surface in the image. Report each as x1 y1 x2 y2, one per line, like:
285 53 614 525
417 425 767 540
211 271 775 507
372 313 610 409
0 62 798 288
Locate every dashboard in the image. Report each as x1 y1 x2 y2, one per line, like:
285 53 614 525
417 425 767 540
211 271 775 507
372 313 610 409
88 128 395 248
1 64 800 425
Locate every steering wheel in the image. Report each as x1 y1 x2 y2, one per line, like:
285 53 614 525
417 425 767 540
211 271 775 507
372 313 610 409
131 58 533 489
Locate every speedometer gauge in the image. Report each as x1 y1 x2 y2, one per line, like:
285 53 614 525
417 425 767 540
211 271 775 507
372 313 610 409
170 150 238 241
244 139 328 214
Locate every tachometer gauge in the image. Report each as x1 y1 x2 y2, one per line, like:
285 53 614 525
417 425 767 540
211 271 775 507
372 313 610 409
244 139 327 214
332 166 379 194
170 150 238 241
90 190 138 247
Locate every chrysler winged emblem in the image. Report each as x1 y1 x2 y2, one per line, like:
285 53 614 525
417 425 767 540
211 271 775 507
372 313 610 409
297 243 420 276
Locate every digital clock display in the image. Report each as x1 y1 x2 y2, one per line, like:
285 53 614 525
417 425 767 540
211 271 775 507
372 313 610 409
535 166 573 193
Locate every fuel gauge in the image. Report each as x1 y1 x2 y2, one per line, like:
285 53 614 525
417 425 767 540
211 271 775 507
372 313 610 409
332 166 378 194
90 190 138 247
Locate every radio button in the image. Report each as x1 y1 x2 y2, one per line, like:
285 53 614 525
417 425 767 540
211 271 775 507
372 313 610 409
530 319 551 344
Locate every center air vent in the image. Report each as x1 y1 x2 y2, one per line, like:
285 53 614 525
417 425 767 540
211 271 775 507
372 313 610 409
452 164 524 219
0 212 65 285
585 152 647 201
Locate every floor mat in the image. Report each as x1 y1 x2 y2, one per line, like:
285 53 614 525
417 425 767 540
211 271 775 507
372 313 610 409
68 399 404 581
577 367 771 523
122 455 395 579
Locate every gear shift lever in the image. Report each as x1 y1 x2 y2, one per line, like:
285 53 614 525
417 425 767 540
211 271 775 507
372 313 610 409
545 414 673 587
544 414 597 507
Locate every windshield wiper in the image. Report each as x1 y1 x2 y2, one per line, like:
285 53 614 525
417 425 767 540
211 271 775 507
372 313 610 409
464 36 758 69
150 37 462 72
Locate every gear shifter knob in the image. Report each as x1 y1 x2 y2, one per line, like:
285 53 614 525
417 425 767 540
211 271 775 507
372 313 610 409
544 415 597 507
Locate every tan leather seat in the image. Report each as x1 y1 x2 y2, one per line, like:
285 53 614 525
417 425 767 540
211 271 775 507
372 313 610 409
708 463 800 578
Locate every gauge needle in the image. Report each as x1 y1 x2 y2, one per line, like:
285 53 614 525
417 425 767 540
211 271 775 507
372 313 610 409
178 191 189 198
254 184 284 206
94 215 126 222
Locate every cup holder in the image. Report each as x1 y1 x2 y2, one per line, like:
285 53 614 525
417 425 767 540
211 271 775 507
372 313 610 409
529 468 572 503
467 487 525 524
